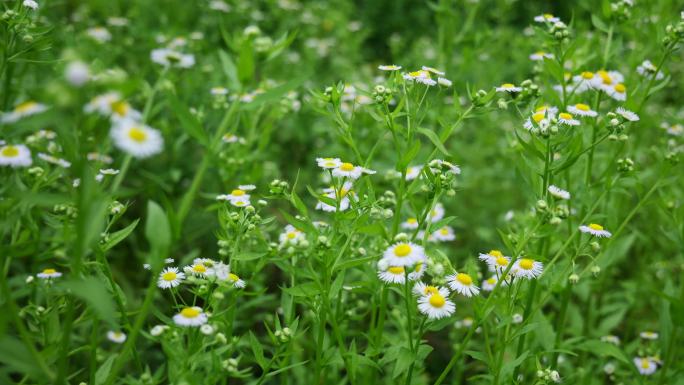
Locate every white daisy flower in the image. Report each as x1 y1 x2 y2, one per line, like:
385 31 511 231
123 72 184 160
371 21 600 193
480 250 511 272
421 66 445 76
661 122 683 136
173 307 208 327
1 101 48 123
512 258 543 279
548 185 570 200
227 273 246 288
37 268 62 279
529 51 554 61
150 325 169 336
378 264 407 284
184 262 214 278
405 165 423 180
157 267 185 289
315 188 350 212
37 153 71 168
432 226 455 241
412 281 445 297
22 0 38 9
579 223 612 238
106 331 127 344
65 61 90 87
403 70 436 86
408 261 426 281
382 242 426 267
524 111 551 131
616 107 639 121
606 83 627 101
571 71 597 93
429 203 445 223
601 335 621 345
210 87 229 96
437 77 452 87
534 13 560 23
110 120 164 158
640 331 659 340
84 92 139 121
150 48 195 68
418 287 455 319
331 162 374 179
86 27 112 43
482 276 499 291
446 272 480 297
222 134 245 144
633 357 658 376
279 224 305 245
200 324 215 335
567 103 598 117
378 64 401 71
401 217 419 230
0 144 32 167
217 188 251 203
316 157 342 169
557 112 580 126
496 83 522 93
636 60 664 80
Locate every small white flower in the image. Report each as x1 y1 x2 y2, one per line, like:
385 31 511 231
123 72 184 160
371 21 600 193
1 101 48 123
279 224 305 245
579 223 612 238
377 264 407 284
37 268 62 279
601 335 621 345
567 103 597 117
331 162 374 179
37 153 71 168
0 144 32 167
378 64 402 71
534 13 560 23
432 226 455 242
636 60 664 80
633 357 658 376
65 61 90 87
557 112 580 126
173 307 208 327
226 273 246 288
382 242 426 267
401 218 419 230
150 48 195 68
479 249 511 273
84 93 141 122
512 313 523 324
150 325 168 336
316 157 343 169
106 330 127 344
446 272 480 297
110 120 163 158
429 203 445 223
211 87 229 96
23 0 38 10
616 107 639 122
418 287 455 319
482 276 498 291
200 324 215 335
496 83 522 93
512 258 543 279
405 165 423 180
529 51 553 61
548 185 570 200
86 27 112 43
640 331 659 340
157 267 185 289
437 77 452 87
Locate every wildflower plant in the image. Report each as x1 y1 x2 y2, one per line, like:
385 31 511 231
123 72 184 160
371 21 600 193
0 1 683 385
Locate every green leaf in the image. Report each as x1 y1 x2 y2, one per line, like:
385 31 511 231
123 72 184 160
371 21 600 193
417 127 450 156
248 331 266 369
95 355 116 385
168 95 208 146
218 50 240 89
60 276 118 327
282 282 320 297
101 219 139 252
237 40 255 84
576 340 629 364
398 140 421 170
0 336 43 380
145 201 171 259
392 347 414 378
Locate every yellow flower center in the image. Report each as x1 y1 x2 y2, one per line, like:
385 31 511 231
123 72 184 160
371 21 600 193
43 268 56 274
519 258 534 270
128 127 147 142
641 359 650 369
489 250 503 258
532 112 545 123
575 103 590 111
407 218 417 224
535 51 546 56
598 70 612 84
394 244 412 257
1 146 19 157
340 162 354 172
231 189 245 196
287 232 297 239
388 266 405 274
496 256 509 266
581 71 594 79
180 307 200 318
456 273 473 285
439 228 449 235
413 262 423 272
429 293 446 308
543 13 554 19
501 83 515 88
193 264 207 273
162 271 177 281
559 112 573 120
229 273 239 282
589 223 604 231
614 83 626 93
487 277 496 284
15 101 37 113
423 286 438 295
323 161 337 167
111 100 129 116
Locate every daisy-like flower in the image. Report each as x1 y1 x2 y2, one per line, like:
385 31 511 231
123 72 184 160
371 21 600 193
1 101 48 123
616 107 639 122
633 357 658 376
222 134 245 144
524 111 551 131
412 281 445 296
429 159 461 175
401 218 419 230
432 226 455 241
408 261 426 281
377 263 407 284
150 48 195 68
37 268 62 279
23 0 38 9
184 262 214 278
331 162 375 179
210 87 228 96
548 185 570 200
227 273 246 288
405 165 423 180
567 103 598 117
480 250 511 273
217 188 251 203
106 331 127 344
661 122 683 136
534 13 560 23
383 242 426 266
482 276 499 291
173 306 208 327
157 267 185 289
315 184 351 212
37 153 71 168
607 83 627 101
579 223 612 238
230 197 250 207
429 203 445 223
601 335 621 345
65 61 90 87
110 120 164 158
200 324 215 335
84 93 141 122
421 66 445 76
571 71 597 93
150 325 169 336
279 224 305 245
403 70 437 86
591 70 625 92
496 83 522 93
446 272 480 297
418 286 455 319
437 77 452 87
0 144 32 167
640 331 659 340
86 27 112 43
378 64 402 71
529 51 554 61
316 157 342 169
636 60 664 80
512 258 543 279
557 112 580 126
